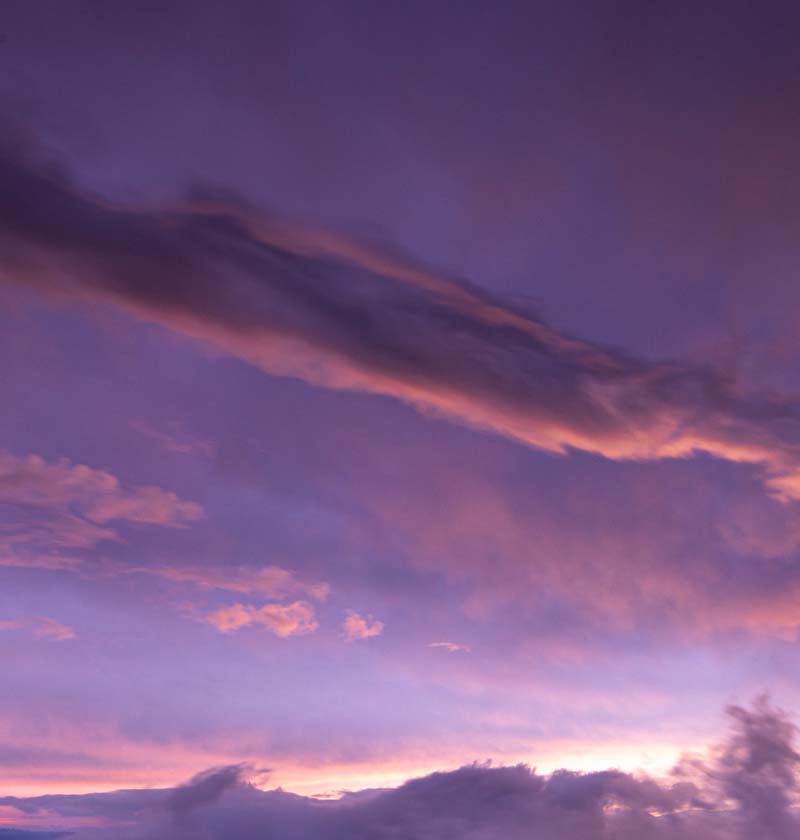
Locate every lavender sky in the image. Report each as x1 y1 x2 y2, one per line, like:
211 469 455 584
2 1 800 837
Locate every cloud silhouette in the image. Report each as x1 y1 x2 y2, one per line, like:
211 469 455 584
0 451 202 527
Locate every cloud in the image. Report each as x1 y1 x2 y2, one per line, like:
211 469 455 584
342 611 384 641
0 450 325 636
0 449 202 571
166 764 249 814
143 564 329 601
0 617 74 641
428 641 471 653
130 420 215 457
4 135 800 504
206 601 318 637
0 699 797 839
0 450 202 528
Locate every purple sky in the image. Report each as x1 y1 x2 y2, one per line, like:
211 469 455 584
2 2 800 836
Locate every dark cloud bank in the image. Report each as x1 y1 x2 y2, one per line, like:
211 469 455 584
3 131 800 501
1 699 798 839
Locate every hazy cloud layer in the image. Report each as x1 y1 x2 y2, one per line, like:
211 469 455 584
1 700 797 839
4 136 800 504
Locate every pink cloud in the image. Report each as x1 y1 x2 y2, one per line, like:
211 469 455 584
0 616 75 641
146 564 329 601
130 419 215 457
0 450 202 572
6 145 800 506
0 450 202 527
342 610 384 641
428 641 471 653
206 601 318 638
1 699 796 840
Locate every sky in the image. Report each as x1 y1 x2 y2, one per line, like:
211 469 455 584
2 1 800 837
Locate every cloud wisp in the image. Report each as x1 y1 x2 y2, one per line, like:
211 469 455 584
4 135 800 502
0 698 797 839
0 448 334 640
0 616 74 641
205 601 319 638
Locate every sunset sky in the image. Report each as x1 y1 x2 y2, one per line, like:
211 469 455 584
2 2 800 837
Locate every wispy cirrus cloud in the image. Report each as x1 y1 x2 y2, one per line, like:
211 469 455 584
4 133 800 504
0 616 75 641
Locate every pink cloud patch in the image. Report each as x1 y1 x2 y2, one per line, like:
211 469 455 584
206 601 318 638
0 616 75 641
342 610 384 641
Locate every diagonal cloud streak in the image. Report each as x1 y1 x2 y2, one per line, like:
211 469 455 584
3 131 800 499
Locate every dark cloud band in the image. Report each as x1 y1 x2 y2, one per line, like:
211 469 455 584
3 131 800 500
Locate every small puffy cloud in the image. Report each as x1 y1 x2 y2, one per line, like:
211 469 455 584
0 616 75 641
428 641 471 653
206 601 318 638
342 610 384 641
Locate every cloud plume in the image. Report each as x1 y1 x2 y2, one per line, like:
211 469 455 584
4 134 800 502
